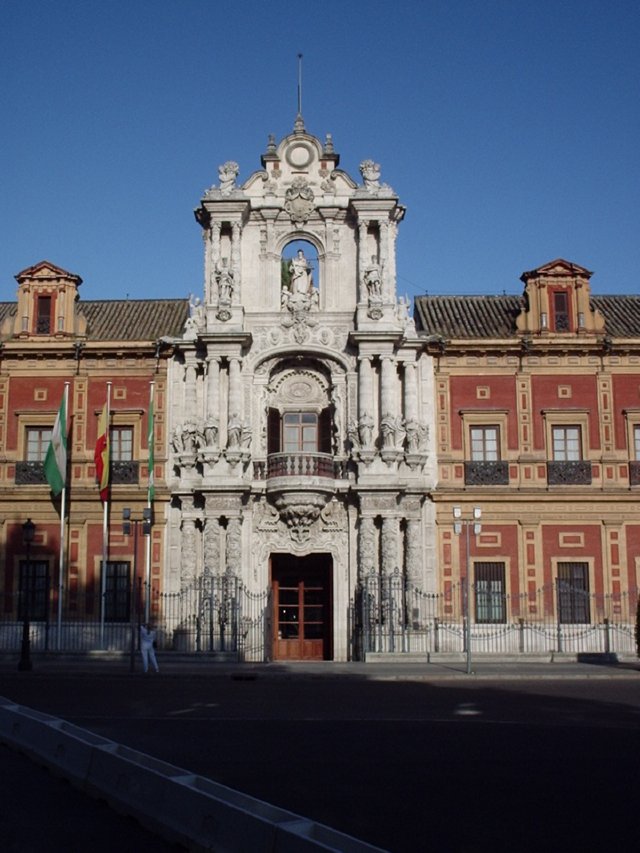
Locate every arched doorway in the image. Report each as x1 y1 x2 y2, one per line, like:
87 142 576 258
271 553 333 661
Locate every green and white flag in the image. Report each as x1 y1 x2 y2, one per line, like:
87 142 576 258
44 394 67 496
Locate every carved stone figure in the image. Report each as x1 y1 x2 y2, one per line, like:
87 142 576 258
358 412 375 448
347 419 360 451
204 419 219 447
227 413 242 448
360 159 381 191
381 413 397 449
215 262 234 302
364 258 382 298
218 161 239 195
404 419 421 453
240 422 252 449
288 249 313 296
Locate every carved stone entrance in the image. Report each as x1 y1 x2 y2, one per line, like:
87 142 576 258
271 553 333 661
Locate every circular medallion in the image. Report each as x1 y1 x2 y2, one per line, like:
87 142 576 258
286 143 313 169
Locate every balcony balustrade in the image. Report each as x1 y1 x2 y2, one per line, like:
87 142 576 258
629 461 640 486
267 452 336 480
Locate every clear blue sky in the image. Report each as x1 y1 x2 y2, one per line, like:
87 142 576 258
2 0 638 303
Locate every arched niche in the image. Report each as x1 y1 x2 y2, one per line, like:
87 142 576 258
280 239 319 303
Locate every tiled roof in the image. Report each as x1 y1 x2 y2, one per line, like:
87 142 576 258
78 299 190 341
0 298 190 342
414 294 640 339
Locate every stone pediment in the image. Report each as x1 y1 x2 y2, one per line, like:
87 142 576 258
15 260 82 286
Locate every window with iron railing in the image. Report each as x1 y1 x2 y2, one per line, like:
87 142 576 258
557 562 590 623
474 562 506 623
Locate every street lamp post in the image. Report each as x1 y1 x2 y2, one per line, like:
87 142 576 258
123 508 152 673
18 518 36 672
453 506 482 675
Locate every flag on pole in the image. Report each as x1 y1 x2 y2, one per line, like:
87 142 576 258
44 394 67 496
147 388 155 502
94 403 110 502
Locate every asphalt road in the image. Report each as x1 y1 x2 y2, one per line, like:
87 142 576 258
2 667 639 852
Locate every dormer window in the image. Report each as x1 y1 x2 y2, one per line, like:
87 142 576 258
36 295 52 334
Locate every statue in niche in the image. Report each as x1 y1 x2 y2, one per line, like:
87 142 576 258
215 262 234 302
404 419 421 454
360 159 381 192
288 249 314 296
227 413 242 448
381 413 398 449
358 412 375 448
218 161 239 195
204 419 219 447
364 258 382 299
347 420 360 451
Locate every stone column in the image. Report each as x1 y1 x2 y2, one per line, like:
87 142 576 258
206 355 220 423
225 516 242 577
379 220 389 300
358 220 368 302
358 516 377 579
404 518 422 585
381 516 398 576
209 222 221 303
203 516 221 576
184 353 198 416
180 516 198 588
231 222 241 304
403 360 418 423
357 355 375 449
227 357 242 444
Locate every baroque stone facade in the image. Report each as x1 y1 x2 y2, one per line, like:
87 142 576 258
165 117 437 660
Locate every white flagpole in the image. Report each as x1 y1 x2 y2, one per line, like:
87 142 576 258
56 382 70 650
145 381 155 623
99 381 112 648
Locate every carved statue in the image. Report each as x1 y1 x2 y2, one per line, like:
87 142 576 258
240 422 252 449
404 419 421 453
363 258 382 299
203 419 219 447
380 413 398 449
227 413 242 448
347 419 360 451
288 249 313 296
359 159 381 191
171 425 184 454
358 412 375 448
218 161 239 195
181 421 199 454
215 262 234 302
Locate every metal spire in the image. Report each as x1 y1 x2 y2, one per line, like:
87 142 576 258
294 52 305 132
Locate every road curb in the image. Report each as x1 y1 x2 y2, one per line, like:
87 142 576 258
0 696 388 853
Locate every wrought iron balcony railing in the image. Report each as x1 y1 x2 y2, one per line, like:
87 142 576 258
547 460 592 486
15 461 47 485
464 461 509 486
267 452 336 480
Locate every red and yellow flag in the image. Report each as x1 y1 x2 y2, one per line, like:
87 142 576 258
94 403 110 502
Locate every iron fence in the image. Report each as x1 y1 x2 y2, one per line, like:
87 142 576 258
354 572 639 658
0 575 271 661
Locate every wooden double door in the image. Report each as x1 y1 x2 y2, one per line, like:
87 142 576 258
271 554 332 661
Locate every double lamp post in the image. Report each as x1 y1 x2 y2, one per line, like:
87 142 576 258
453 505 482 675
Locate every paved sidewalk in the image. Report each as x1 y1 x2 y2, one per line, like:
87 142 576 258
1 652 638 680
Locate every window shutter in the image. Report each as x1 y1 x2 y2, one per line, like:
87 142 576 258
267 408 280 453
319 407 332 454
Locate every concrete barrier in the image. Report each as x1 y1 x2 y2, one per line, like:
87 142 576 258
0 696 387 852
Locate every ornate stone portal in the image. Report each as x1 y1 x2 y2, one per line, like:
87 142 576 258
165 115 437 660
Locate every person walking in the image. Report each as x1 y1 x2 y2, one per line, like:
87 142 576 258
139 622 160 673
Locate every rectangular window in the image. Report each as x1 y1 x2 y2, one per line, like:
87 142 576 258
474 562 506 623
470 426 499 461
111 427 133 461
26 427 52 461
557 562 590 623
552 426 581 461
634 425 640 460
103 561 131 622
553 291 569 331
18 560 49 621
283 413 318 453
36 295 52 334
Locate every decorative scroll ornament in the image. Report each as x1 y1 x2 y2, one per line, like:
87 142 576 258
284 177 315 225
